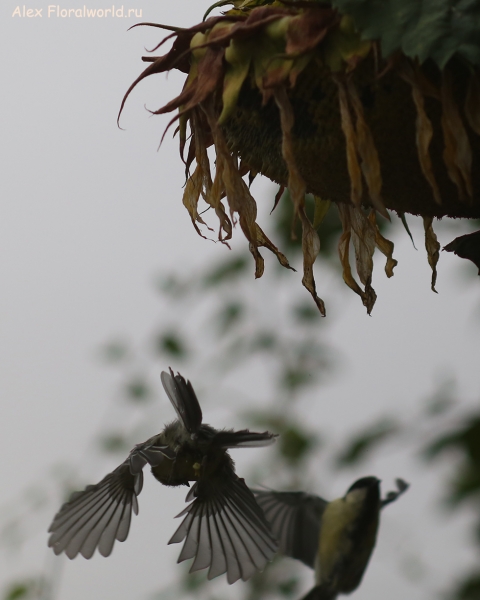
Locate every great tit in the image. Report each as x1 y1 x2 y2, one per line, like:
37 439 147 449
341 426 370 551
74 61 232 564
48 369 278 583
254 477 409 600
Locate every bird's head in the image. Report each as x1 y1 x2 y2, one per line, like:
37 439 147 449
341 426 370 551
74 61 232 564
345 476 380 505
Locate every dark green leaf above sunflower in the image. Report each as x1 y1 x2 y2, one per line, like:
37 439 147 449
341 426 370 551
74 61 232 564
331 0 480 67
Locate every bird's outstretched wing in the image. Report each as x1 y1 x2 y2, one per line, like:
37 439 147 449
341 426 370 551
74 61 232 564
161 369 203 434
253 490 328 569
48 456 145 559
169 476 278 584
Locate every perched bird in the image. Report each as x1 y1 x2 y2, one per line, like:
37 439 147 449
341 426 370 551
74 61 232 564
48 369 279 583
254 477 409 600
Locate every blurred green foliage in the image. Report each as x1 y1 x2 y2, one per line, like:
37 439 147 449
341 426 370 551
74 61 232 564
3 579 46 600
155 331 189 359
424 417 480 505
455 574 480 600
335 418 399 467
125 377 152 403
202 255 249 287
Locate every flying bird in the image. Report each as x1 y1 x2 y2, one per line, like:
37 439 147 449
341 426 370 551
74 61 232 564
48 369 278 583
254 477 409 600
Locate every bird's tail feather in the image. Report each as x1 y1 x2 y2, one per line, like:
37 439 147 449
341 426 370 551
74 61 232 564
213 429 278 448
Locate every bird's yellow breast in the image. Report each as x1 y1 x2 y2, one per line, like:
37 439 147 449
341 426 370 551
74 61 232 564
316 496 379 591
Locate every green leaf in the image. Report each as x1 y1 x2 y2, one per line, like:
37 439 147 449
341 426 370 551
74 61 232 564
336 418 398 466
155 274 191 298
292 302 322 323
250 330 277 351
449 465 480 504
155 331 188 358
282 367 311 391
202 255 249 287
423 377 456 416
425 417 480 463
279 426 318 463
101 340 129 363
453 572 480 600
277 577 300 597
4 584 29 600
124 377 151 403
98 433 129 454
331 0 480 67
216 302 244 334
3 579 45 600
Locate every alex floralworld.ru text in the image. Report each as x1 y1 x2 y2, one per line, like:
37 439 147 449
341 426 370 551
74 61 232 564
12 5 143 17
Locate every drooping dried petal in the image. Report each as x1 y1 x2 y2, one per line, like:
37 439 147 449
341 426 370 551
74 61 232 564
335 76 363 208
368 211 397 278
440 68 473 201
423 217 440 293
301 221 325 315
350 207 375 287
337 204 376 313
187 110 233 243
274 86 325 315
254 224 295 272
346 79 389 220
118 30 194 123
400 62 442 205
182 164 212 239
205 102 294 276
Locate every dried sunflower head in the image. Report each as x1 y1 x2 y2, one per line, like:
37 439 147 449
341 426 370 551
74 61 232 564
119 0 480 314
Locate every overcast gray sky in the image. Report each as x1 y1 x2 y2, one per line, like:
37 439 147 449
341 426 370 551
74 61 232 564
1 1 480 599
